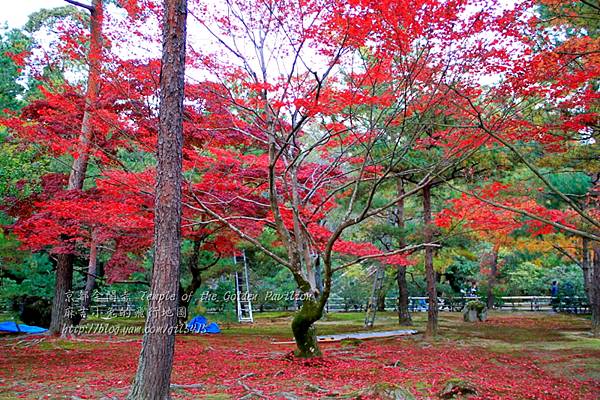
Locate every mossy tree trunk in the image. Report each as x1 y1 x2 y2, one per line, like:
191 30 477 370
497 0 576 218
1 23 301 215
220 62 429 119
291 297 324 358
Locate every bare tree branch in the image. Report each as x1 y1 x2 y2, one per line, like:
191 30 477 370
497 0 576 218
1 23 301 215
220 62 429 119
64 0 94 12
332 243 442 272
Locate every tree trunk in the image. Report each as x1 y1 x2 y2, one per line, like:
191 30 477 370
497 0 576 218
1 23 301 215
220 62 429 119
81 229 99 317
591 241 600 338
397 267 412 325
127 0 187 398
423 184 437 338
68 0 103 190
486 245 499 310
582 237 591 301
395 178 412 325
48 0 103 335
49 254 74 335
178 239 203 324
291 298 323 358
377 287 386 312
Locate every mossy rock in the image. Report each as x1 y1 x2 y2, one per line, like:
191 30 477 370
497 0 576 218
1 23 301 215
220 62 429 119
363 383 415 400
438 378 478 399
464 300 486 313
462 301 487 322
334 383 415 399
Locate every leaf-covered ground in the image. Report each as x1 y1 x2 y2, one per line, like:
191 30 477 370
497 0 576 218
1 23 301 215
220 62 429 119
0 312 599 399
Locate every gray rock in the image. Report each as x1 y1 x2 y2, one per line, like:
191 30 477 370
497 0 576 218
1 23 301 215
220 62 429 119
356 383 416 400
438 379 478 399
462 301 487 322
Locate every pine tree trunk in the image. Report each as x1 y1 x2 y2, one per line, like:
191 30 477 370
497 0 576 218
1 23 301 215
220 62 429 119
486 246 499 310
81 230 99 317
49 254 74 335
127 0 187 398
291 298 323 358
395 178 412 325
423 185 438 338
48 0 103 335
397 266 412 325
582 237 591 302
591 242 600 338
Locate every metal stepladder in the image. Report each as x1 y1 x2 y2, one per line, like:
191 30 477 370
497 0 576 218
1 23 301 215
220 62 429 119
364 264 386 327
232 250 254 323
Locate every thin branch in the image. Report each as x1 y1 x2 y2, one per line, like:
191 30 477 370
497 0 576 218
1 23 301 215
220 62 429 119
581 0 600 12
453 87 600 230
63 0 94 12
550 243 582 267
444 180 600 242
112 280 149 285
194 198 292 268
332 243 442 272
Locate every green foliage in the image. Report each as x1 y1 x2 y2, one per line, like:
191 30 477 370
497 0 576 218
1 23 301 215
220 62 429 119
0 135 49 199
252 268 297 310
198 278 236 313
503 261 546 295
0 232 55 309
442 255 480 294
537 1 599 39
188 300 207 317
501 263 584 297
332 265 370 311
24 6 88 34
542 172 592 208
405 270 426 297
0 26 30 112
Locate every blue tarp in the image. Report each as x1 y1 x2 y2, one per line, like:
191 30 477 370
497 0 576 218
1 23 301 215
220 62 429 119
187 315 207 332
0 321 47 334
205 322 221 334
186 315 220 334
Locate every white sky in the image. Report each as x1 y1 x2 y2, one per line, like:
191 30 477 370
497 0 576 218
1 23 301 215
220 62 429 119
1 0 522 88
2 0 74 29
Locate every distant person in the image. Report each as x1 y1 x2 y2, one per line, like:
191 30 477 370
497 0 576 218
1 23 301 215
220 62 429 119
468 281 478 297
418 298 428 312
550 280 559 312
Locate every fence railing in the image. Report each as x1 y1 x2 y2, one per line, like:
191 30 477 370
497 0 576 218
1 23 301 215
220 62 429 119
322 295 590 314
73 295 592 316
4 294 590 319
